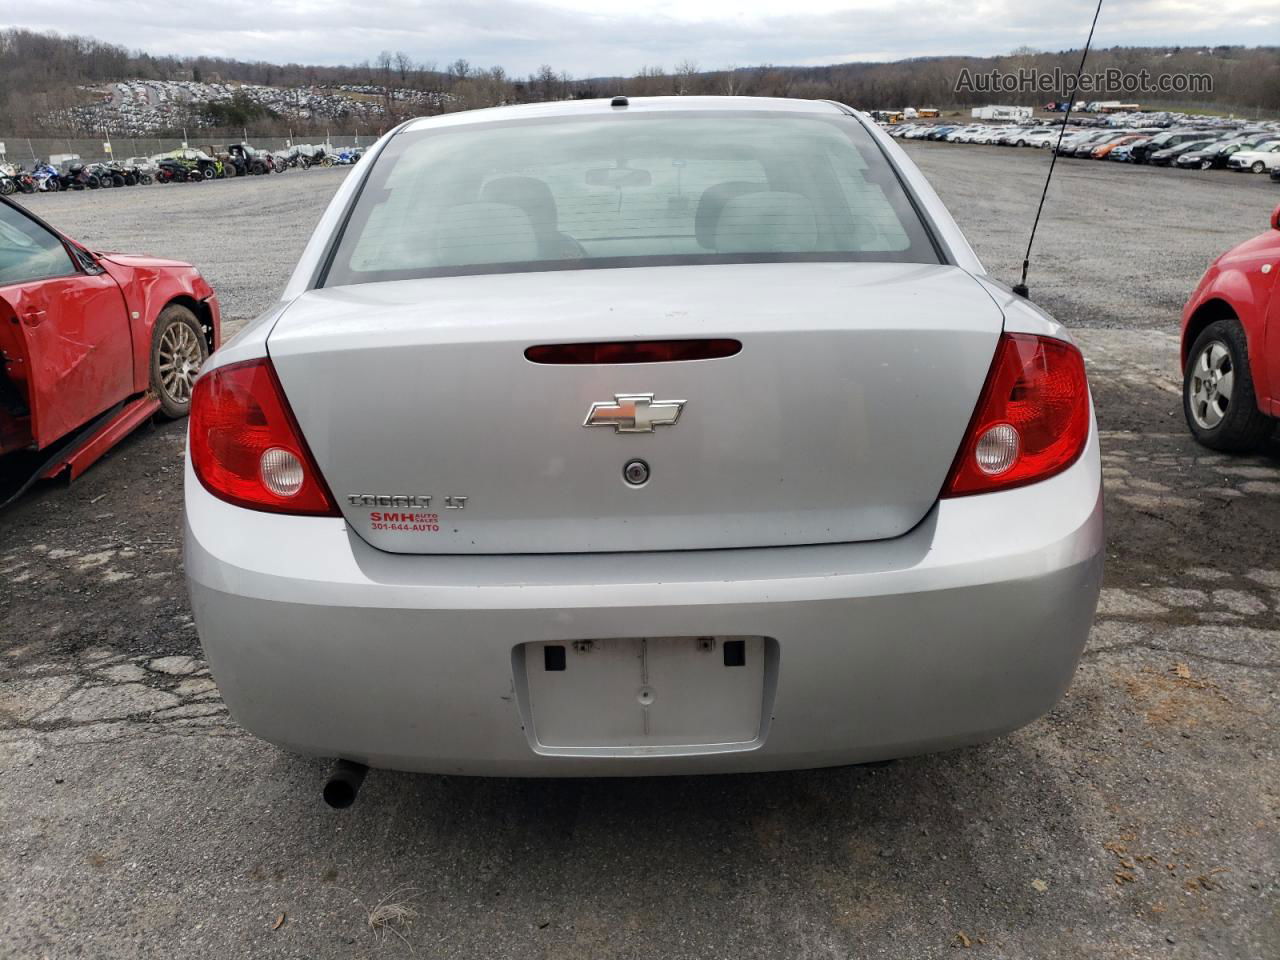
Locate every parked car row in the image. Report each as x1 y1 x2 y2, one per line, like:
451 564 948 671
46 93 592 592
889 122 1061 148
0 143 364 196
885 119 1280 177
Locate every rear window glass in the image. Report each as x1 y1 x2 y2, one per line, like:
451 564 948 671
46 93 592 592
322 110 940 286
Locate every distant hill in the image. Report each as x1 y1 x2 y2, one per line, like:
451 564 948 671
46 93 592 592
2 28 1277 135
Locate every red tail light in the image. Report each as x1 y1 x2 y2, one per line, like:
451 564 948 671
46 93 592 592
942 333 1090 497
189 358 339 516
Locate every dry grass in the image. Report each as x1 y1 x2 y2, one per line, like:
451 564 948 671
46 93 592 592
347 885 421 950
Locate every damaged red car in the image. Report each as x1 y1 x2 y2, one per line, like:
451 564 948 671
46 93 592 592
0 195 219 505
1181 202 1280 452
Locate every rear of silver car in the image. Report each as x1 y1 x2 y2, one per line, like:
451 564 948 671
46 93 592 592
185 98 1103 776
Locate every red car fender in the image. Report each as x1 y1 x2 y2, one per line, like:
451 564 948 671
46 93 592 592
97 255 222 394
1181 230 1280 411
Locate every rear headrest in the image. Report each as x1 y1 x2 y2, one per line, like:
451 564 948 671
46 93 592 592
694 181 766 250
713 192 818 253
432 202 539 267
480 177 558 236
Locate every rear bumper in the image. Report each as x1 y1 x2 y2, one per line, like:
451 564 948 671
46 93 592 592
185 430 1103 777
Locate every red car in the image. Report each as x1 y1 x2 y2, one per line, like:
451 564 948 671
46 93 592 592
1182 202 1280 451
0 195 220 503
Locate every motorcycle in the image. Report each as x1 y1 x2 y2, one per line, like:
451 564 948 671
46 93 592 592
31 162 61 192
61 162 100 190
0 162 18 196
155 158 203 183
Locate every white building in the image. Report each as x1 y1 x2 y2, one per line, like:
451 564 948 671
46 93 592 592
971 105 1033 121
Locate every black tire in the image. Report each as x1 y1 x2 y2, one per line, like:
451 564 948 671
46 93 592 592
112 174 126 187
1251 161 1265 174
140 174 153 185
150 305 208 419
202 166 214 180
1183 318 1273 453
1199 160 1212 170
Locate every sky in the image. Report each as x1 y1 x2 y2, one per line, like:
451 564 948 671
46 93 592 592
7 0 1278 77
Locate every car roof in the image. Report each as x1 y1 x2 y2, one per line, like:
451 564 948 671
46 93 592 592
401 96 847 133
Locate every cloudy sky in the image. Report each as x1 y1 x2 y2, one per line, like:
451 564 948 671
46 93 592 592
8 0 1278 76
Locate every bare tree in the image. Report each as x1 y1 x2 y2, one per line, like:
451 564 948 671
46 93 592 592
532 64 559 102
627 65 668 97
375 51 394 119
448 58 472 85
674 59 699 95
394 51 412 85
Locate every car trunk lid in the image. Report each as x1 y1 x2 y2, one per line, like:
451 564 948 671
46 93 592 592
267 262 1004 554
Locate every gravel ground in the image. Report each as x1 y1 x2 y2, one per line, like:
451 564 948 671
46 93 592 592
1 145 1278 959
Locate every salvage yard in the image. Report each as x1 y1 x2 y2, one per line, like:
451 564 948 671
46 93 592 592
1 148 1278 958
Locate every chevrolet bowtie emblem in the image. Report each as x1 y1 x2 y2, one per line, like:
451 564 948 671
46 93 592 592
584 394 686 433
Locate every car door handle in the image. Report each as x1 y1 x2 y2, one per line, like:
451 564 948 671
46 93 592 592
21 309 46 327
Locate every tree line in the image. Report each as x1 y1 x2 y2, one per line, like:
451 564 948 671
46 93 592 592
2 27 1277 136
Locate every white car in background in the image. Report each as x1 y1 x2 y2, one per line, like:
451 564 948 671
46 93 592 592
184 97 1103 799
1227 141 1280 173
1015 128 1060 148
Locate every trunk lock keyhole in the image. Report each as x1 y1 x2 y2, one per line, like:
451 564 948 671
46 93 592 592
623 459 650 486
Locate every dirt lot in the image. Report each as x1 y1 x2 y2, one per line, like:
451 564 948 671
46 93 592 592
1 149 1278 959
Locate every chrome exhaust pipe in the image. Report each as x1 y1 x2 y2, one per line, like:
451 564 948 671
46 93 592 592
323 759 368 808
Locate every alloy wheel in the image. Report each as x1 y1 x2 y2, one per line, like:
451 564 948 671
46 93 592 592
1188 340 1234 430
157 321 204 405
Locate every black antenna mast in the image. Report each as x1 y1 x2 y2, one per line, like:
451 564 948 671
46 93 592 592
1013 0 1105 299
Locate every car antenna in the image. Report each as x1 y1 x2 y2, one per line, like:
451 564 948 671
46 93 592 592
1012 0 1105 299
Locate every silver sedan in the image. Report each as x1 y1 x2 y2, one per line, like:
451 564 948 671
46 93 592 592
184 96 1102 789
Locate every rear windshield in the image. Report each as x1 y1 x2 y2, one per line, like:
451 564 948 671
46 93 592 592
322 110 940 286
